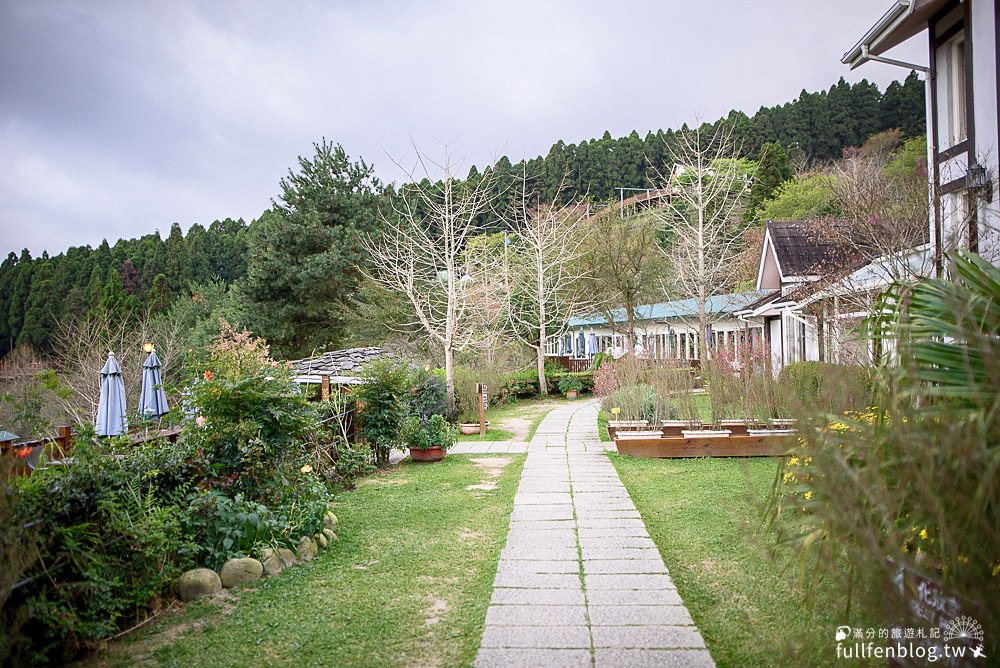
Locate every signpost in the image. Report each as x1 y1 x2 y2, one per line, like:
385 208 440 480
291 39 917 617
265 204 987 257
477 383 488 436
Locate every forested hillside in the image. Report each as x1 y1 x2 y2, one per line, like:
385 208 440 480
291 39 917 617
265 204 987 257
0 73 925 357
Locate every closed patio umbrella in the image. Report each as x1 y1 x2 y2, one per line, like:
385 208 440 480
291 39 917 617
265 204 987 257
139 351 169 419
96 352 128 436
588 331 598 356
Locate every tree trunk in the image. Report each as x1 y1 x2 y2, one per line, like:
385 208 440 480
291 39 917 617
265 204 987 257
444 344 456 417
536 343 547 396
625 301 636 355
537 251 548 395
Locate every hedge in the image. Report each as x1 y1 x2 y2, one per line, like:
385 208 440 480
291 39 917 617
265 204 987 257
500 370 594 399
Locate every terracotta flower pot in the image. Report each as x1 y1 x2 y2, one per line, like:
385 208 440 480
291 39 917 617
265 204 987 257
565 390 578 399
410 446 446 462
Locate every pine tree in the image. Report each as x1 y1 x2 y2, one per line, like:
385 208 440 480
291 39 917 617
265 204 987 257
238 140 380 357
745 142 794 222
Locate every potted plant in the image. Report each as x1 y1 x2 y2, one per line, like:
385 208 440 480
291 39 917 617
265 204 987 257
401 413 456 462
558 375 583 399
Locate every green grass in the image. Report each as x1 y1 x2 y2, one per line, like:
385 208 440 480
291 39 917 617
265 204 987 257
611 456 870 667
597 410 611 442
456 427 516 442
456 395 571 442
102 455 525 668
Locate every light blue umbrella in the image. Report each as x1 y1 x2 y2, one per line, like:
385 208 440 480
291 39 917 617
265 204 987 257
139 351 169 419
96 352 128 436
588 332 598 356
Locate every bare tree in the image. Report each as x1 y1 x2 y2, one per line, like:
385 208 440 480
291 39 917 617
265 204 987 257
362 145 503 413
652 123 753 361
577 209 668 355
825 131 929 282
502 177 594 395
49 308 185 424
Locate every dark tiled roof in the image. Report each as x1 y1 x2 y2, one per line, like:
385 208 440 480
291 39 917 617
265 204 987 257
739 289 783 313
289 347 392 377
767 220 858 277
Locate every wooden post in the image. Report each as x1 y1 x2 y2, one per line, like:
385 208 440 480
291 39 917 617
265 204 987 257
321 375 330 401
57 425 73 457
477 383 487 436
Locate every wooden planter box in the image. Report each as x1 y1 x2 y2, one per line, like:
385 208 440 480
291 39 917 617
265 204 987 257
614 433 793 458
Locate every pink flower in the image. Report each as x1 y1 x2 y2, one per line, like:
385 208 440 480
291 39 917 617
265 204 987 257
203 370 214 381
271 361 279 368
196 416 207 428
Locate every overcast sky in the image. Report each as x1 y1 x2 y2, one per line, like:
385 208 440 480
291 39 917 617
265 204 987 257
0 0 927 257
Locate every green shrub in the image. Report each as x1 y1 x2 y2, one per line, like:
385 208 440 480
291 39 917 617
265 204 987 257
400 414 457 451
6 432 198 665
330 442 376 488
558 376 583 393
500 370 594 399
354 357 413 466
587 351 611 371
605 384 661 422
409 367 447 418
0 324 336 665
778 361 874 414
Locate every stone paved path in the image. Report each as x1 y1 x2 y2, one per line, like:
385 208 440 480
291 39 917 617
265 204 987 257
473 399 715 668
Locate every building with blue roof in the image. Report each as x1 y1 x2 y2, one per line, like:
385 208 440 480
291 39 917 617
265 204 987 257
547 290 773 364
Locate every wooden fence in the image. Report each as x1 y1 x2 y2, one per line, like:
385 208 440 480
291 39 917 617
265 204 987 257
1 425 181 476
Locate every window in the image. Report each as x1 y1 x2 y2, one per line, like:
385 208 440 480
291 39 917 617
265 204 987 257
950 35 967 144
937 31 967 147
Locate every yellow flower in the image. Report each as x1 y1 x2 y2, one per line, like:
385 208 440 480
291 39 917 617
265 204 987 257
992 563 1000 577
958 555 969 564
919 528 928 540
804 491 813 500
803 457 812 465
300 464 314 474
788 456 800 466
783 472 795 484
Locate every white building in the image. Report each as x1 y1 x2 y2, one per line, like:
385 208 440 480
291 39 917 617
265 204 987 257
844 0 1000 267
547 291 770 366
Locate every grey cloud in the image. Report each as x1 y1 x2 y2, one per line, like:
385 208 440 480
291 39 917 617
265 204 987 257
1 0 926 256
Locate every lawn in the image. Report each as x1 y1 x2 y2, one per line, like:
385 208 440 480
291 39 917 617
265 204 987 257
96 455 524 668
456 395 574 442
611 455 870 667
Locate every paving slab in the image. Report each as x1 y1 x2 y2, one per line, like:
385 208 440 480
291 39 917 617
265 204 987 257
593 649 716 667
501 547 581 561
586 588 685 606
491 588 586 605
485 604 588 626
475 648 593 668
588 604 694 626
585 574 677 590
591 625 707 649
493 572 582 589
481 625 591 649
496 560 580 575
583 559 669 574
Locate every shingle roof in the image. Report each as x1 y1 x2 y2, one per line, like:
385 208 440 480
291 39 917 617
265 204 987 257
568 291 772 328
738 289 786 314
289 347 392 379
767 220 858 277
